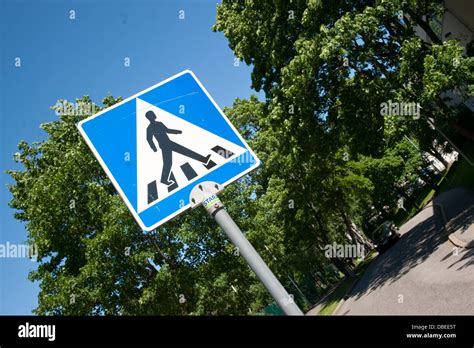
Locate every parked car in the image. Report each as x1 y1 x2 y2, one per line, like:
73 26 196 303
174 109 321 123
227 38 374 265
372 221 401 253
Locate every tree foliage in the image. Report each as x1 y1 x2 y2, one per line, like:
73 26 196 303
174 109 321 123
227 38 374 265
7 0 473 315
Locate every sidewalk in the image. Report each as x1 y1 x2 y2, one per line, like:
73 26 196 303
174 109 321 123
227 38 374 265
333 188 474 315
431 188 474 249
447 205 474 248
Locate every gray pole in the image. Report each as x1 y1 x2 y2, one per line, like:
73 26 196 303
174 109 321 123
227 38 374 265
199 192 303 315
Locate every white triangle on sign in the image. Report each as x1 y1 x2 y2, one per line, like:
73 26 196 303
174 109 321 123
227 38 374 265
136 98 246 213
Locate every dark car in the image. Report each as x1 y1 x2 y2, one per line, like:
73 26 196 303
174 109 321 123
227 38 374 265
372 221 401 253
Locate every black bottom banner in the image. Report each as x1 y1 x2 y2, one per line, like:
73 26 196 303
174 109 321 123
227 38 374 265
0 315 473 346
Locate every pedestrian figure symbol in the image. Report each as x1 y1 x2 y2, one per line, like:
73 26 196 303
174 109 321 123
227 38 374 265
145 110 212 186
136 98 248 213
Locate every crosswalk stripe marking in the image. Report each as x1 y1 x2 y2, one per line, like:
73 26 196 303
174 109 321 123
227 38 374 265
147 180 158 204
181 162 198 180
212 145 234 159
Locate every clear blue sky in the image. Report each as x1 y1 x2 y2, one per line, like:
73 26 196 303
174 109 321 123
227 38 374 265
0 0 261 314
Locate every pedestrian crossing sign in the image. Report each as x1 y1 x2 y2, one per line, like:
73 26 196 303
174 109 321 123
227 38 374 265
77 70 260 231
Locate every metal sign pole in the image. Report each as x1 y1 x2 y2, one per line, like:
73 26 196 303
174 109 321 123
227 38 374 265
190 182 303 316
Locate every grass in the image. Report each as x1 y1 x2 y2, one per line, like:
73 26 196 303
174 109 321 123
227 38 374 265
419 188 436 207
392 182 438 227
318 250 377 315
437 151 474 194
318 276 357 315
393 145 474 227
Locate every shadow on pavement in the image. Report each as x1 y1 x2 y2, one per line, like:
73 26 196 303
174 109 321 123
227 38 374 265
338 188 474 315
348 205 446 301
347 189 474 301
434 188 474 235
447 248 474 270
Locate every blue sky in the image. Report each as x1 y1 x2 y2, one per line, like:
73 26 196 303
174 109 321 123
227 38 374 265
0 0 261 314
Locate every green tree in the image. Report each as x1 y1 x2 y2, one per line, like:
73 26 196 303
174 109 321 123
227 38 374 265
9 0 473 316
8 96 273 315
214 0 472 229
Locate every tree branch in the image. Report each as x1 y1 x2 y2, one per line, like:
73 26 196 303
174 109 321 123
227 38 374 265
404 8 442 45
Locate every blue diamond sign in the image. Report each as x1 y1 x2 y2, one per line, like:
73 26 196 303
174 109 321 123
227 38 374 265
77 70 260 231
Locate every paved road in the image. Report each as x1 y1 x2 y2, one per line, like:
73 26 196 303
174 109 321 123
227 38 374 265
336 188 474 315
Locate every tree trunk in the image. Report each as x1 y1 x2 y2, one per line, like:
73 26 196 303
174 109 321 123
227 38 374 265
393 185 415 210
340 211 374 251
418 165 437 190
404 8 442 45
428 146 448 169
351 221 375 250
331 257 355 278
310 204 356 277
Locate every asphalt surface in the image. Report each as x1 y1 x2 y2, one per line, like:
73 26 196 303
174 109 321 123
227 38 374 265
336 188 474 315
